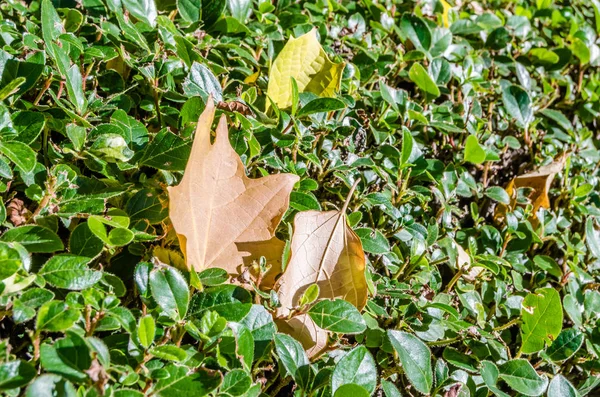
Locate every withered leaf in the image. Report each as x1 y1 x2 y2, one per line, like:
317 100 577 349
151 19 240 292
276 209 367 314
168 98 298 274
495 156 566 224
275 190 367 355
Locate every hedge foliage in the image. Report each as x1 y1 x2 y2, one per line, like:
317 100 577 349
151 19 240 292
0 0 599 396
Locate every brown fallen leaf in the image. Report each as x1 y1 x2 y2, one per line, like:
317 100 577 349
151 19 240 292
217 100 253 116
168 97 299 274
495 156 566 225
276 181 367 355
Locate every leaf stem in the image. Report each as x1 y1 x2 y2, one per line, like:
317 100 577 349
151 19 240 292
493 317 520 332
342 178 360 214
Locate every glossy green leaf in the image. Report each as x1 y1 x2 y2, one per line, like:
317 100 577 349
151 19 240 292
40 255 101 290
331 346 377 394
150 266 189 321
308 299 366 333
387 330 432 394
499 359 548 396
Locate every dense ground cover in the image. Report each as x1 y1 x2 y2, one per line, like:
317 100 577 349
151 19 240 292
0 0 600 395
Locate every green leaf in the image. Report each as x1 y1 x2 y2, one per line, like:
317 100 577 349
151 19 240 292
40 254 101 290
308 299 366 334
0 242 21 280
69 222 104 258
12 111 46 144
152 365 221 396
333 384 371 397
1 226 64 253
25 374 76 397
387 330 433 394
189 285 252 321
122 0 157 27
39 331 91 382
36 301 79 332
183 62 223 102
108 227 134 247
547 375 581 397
227 0 252 22
502 84 532 129
541 328 584 362
178 0 201 23
0 360 36 390
331 346 377 394
150 266 189 321
65 65 87 114
274 333 309 381
464 135 486 165
297 98 346 116
409 63 440 98
201 0 226 27
140 128 191 171
400 14 431 53
486 186 511 204
0 141 36 172
586 218 600 258
498 359 548 396
299 284 320 306
481 361 510 397
381 380 403 397
41 0 63 44
220 369 251 396
198 268 229 286
355 227 390 254
138 315 155 348
520 287 563 354
149 345 187 362
0 77 26 101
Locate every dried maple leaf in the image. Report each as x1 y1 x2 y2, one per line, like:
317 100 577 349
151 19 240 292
168 98 298 274
495 156 566 225
276 182 367 354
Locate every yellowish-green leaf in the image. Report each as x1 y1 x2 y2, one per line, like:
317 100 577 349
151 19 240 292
267 29 344 109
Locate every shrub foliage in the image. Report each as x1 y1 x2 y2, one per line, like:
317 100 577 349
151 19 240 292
0 0 599 396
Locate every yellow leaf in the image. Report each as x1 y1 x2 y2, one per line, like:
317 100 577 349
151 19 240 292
441 0 452 28
495 156 566 225
275 185 367 354
153 246 187 272
168 98 299 274
267 29 345 109
244 70 260 84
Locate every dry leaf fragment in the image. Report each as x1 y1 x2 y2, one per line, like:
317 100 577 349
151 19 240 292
495 156 566 224
275 314 329 358
7 198 30 226
267 29 345 109
168 98 299 274
455 241 483 281
236 237 285 289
